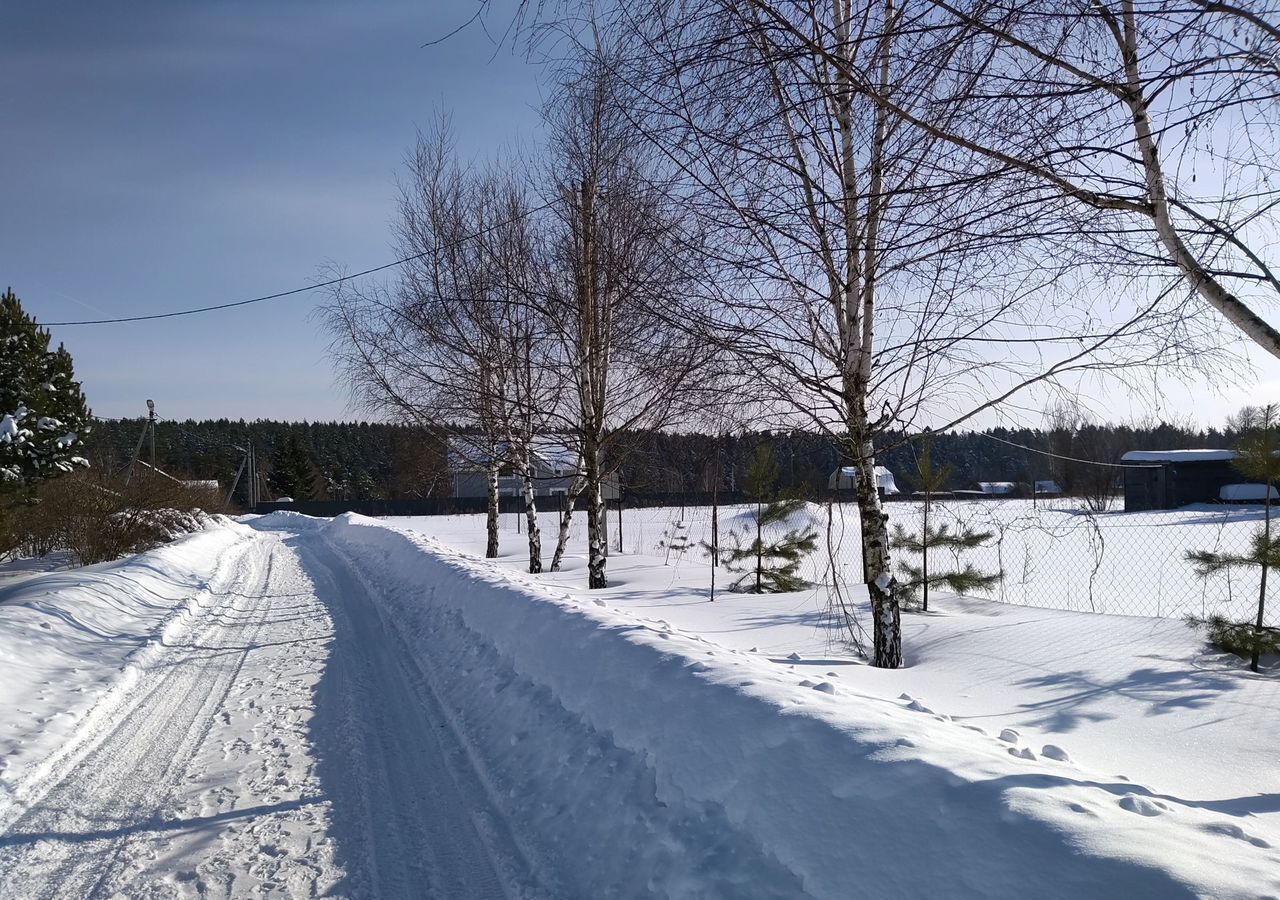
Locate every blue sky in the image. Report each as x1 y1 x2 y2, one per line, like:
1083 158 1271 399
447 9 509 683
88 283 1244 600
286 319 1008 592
3 2 1274 428
2 1 543 420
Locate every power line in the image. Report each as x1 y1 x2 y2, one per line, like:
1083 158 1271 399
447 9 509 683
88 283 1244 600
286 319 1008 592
43 198 558 327
978 432 1157 469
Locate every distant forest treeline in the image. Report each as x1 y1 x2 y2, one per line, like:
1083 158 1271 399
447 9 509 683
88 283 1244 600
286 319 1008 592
82 418 1242 505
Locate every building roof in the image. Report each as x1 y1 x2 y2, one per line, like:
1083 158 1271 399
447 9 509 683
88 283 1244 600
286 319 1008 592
528 435 581 476
447 434 583 476
1120 449 1235 463
978 482 1016 494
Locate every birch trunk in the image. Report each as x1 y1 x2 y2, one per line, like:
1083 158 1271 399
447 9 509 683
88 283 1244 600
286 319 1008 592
843 0 902 668
550 472 586 572
521 456 543 574
856 445 901 667
584 435 607 588
1117 1 1280 360
485 456 500 559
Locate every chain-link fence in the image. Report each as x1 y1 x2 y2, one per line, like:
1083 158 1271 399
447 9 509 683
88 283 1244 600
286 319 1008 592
604 495 1276 628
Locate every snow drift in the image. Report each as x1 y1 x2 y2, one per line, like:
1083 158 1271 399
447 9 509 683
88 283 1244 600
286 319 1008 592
321 513 1279 899
0 519 253 824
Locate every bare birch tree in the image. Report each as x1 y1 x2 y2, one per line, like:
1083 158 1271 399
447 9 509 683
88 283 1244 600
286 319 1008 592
744 0 1280 358
540 49 715 588
590 0 1220 666
322 123 556 571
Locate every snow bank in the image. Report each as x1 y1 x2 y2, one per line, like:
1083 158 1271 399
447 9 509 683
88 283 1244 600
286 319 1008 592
1219 483 1278 501
1121 449 1236 463
0 519 253 824
323 514 1279 899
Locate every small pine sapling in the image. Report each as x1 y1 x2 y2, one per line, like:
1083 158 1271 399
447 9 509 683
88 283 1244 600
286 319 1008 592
719 444 818 593
659 519 692 565
1187 405 1280 671
891 521 1003 608
891 434 1001 610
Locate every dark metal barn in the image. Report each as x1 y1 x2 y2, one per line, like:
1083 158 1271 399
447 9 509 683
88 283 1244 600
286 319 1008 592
1121 450 1240 511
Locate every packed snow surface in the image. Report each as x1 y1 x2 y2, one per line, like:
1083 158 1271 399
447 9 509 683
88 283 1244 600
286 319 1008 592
0 509 1276 898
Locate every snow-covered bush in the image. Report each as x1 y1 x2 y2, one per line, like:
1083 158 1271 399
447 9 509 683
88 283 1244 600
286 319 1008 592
4 470 227 564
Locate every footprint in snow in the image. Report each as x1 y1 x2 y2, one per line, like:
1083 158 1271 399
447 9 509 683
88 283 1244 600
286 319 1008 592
1201 821 1272 848
812 682 836 695
905 699 934 714
1118 794 1168 817
787 652 802 661
798 679 816 687
1041 744 1071 763
593 599 607 607
998 728 1020 744
1007 746 1037 761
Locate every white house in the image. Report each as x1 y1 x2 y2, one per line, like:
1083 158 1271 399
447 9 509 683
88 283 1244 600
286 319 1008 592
828 465 900 497
447 435 620 500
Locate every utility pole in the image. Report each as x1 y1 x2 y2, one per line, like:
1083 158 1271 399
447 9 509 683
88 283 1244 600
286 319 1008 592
226 449 247 508
125 399 157 488
248 441 258 509
146 399 156 472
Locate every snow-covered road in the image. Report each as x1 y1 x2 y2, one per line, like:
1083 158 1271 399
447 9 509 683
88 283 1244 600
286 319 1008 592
0 524 540 899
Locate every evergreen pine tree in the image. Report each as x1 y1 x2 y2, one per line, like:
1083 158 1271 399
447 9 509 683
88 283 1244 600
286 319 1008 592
0 288 91 504
1187 404 1280 671
719 444 818 593
891 435 1001 609
267 432 318 500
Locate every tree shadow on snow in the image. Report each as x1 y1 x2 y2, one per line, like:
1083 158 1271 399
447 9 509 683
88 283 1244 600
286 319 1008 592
1011 663 1241 733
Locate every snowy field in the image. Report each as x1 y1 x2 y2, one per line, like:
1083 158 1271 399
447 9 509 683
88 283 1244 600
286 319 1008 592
0 510 1276 898
494 498 1279 623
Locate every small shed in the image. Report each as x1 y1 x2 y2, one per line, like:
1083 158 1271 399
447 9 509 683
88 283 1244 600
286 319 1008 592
828 465 900 497
1121 450 1239 510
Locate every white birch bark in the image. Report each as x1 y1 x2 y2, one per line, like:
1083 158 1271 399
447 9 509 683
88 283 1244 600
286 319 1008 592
551 468 586 572
519 449 543 574
485 454 500 559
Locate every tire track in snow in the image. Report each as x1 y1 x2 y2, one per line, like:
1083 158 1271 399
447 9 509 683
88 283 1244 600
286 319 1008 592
299 533 546 900
0 524 550 899
0 537 282 898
